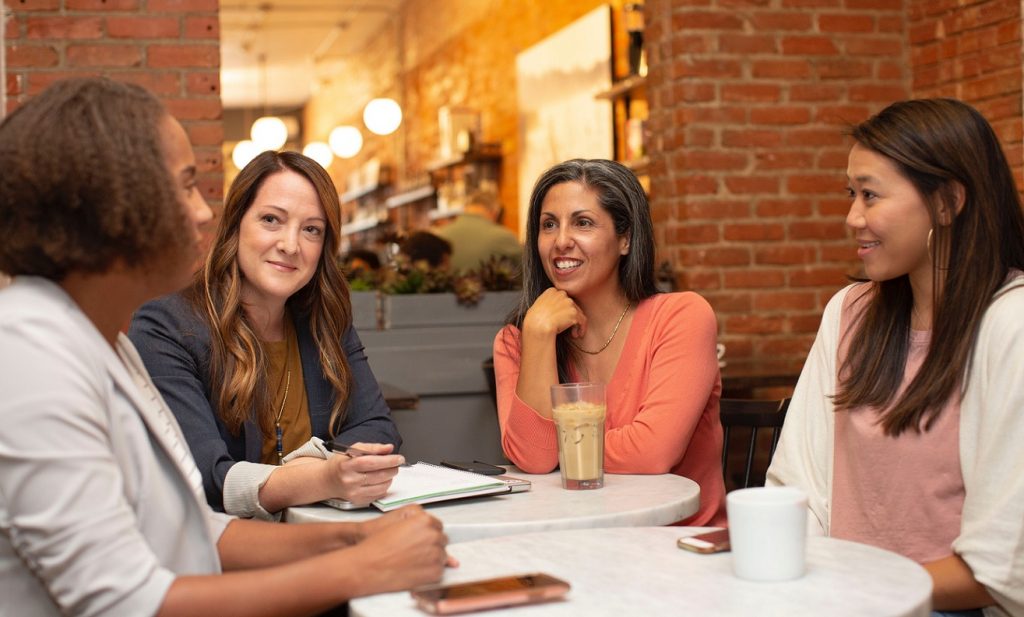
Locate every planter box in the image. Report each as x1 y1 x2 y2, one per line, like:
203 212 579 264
360 291 520 463
349 291 379 331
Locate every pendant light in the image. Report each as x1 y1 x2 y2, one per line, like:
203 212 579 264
362 97 402 136
250 54 288 151
302 141 334 169
329 125 363 159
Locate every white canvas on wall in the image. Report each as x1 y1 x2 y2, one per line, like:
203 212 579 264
515 4 613 239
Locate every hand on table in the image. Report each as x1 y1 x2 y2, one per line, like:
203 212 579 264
353 505 457 594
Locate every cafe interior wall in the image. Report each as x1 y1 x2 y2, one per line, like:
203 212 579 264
303 0 611 237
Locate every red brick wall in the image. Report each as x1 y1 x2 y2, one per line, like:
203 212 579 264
3 0 224 205
908 0 1023 186
645 0 910 372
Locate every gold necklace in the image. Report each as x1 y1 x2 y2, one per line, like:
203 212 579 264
571 303 631 355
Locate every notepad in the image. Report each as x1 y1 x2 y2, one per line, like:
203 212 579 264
371 462 511 512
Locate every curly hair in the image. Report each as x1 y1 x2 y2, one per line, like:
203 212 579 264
188 151 354 439
0 77 188 279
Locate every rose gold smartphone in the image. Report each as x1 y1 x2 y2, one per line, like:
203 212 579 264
410 573 570 615
677 528 731 554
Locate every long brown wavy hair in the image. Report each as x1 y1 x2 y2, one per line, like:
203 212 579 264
834 99 1024 435
188 151 353 438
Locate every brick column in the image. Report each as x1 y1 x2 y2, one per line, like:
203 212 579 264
3 0 223 205
645 0 909 370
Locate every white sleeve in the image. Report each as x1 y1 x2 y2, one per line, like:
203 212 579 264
222 437 329 521
0 324 173 617
953 283 1024 616
766 285 850 536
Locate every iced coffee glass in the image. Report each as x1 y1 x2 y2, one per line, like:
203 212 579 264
550 382 606 490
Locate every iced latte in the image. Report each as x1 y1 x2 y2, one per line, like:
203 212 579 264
550 383 606 490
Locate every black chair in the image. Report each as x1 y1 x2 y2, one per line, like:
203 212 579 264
720 397 790 490
482 356 497 411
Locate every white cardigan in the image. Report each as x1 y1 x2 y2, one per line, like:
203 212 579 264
0 278 232 617
767 275 1024 617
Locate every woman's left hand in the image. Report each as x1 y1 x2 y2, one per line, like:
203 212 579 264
322 442 403 505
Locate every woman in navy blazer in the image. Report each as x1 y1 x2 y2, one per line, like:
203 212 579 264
130 151 402 520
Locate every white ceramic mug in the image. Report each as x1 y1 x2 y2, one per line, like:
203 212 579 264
726 486 808 581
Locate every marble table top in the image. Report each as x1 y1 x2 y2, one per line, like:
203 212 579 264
350 527 932 617
284 468 700 544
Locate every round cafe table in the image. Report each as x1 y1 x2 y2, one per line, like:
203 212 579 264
350 527 932 617
284 468 700 544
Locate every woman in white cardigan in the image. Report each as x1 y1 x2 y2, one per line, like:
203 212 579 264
0 77 450 617
767 99 1024 617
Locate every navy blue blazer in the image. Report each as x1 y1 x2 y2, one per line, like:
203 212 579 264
128 292 401 511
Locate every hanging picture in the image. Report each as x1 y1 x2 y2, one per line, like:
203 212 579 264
515 5 614 238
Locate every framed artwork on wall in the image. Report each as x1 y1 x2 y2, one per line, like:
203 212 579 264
515 4 614 239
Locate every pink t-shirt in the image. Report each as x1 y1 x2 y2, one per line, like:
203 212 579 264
830 286 965 563
493 292 727 526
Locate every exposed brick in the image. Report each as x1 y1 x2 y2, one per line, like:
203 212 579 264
674 175 720 195
789 267 850 287
671 11 744 30
781 36 839 55
8 0 59 9
752 59 812 79
26 17 103 39
722 129 783 148
750 106 812 125
681 150 749 171
27 70 101 94
723 269 786 288
186 71 220 95
185 16 219 39
756 198 814 217
749 13 813 30
678 200 752 219
669 223 721 243
148 45 219 68
723 222 786 241
753 291 817 311
783 128 845 147
791 84 844 102
722 83 781 102
719 34 777 54
147 0 218 11
111 71 181 95
725 315 788 335
106 17 180 39
754 151 815 170
703 291 754 312
724 176 780 194
672 83 716 102
789 220 847 240
6 74 23 97
816 59 873 80
678 247 752 267
755 245 817 265
819 14 875 33
164 98 222 120
6 44 60 68
67 44 143 67
65 0 139 10
788 174 843 194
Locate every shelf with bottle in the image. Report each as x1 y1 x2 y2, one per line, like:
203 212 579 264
427 142 501 221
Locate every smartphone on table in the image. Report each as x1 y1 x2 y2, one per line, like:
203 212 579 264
410 573 570 615
440 460 506 476
677 528 731 554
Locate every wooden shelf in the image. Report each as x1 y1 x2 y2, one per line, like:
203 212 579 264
624 156 650 174
386 185 435 209
426 144 502 174
341 183 388 203
341 217 383 235
595 74 647 100
428 207 463 221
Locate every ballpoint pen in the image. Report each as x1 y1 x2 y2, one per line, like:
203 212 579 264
324 441 410 466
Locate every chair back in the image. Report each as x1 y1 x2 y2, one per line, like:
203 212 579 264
720 397 790 490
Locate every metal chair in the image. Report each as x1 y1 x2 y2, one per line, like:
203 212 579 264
719 398 791 490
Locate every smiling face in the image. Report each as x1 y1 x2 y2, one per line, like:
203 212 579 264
237 169 327 313
537 181 629 303
846 143 934 290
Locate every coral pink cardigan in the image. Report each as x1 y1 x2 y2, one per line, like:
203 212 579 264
493 292 727 526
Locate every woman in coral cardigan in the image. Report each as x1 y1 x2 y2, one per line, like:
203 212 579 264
494 159 726 526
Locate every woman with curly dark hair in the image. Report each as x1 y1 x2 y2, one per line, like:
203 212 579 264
0 77 449 617
129 151 401 519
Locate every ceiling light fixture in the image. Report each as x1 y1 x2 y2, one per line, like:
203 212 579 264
363 97 402 136
329 125 363 159
303 141 334 169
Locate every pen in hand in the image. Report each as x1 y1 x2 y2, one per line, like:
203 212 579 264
325 441 410 466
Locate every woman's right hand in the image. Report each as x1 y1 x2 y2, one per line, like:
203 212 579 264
522 288 587 340
351 505 453 593
322 443 404 505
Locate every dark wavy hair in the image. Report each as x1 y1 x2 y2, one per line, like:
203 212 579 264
0 77 188 279
835 99 1024 435
506 159 659 382
188 151 354 438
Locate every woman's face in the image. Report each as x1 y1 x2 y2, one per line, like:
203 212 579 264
237 169 327 312
158 115 213 289
536 181 628 302
846 143 933 289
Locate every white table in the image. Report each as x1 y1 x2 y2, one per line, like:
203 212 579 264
284 469 700 543
350 527 932 617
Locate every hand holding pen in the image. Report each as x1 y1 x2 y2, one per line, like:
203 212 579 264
322 441 405 504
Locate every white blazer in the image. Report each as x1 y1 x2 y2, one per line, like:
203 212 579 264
0 277 233 617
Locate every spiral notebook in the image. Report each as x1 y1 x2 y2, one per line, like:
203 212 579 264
321 462 514 512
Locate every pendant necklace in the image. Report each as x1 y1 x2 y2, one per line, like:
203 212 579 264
571 303 631 355
274 369 291 465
